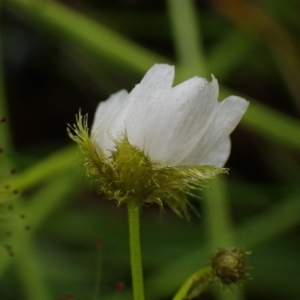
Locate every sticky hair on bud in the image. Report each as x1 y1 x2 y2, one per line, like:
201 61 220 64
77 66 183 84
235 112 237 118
211 247 251 286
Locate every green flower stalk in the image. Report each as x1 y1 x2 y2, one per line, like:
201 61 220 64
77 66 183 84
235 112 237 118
68 64 248 300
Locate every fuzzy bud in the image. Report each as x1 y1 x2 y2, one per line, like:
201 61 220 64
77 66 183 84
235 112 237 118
211 247 251 285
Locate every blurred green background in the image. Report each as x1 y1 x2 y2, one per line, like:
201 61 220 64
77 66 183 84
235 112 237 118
1 0 300 299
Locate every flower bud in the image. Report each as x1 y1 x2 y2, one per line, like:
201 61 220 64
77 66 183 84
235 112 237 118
211 247 251 285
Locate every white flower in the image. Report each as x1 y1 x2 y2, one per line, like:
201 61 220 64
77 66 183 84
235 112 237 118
68 63 248 215
91 64 248 167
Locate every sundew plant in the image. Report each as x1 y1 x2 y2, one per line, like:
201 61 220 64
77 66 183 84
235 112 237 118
1 1 300 300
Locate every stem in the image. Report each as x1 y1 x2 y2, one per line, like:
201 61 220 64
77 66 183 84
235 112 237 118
167 0 207 79
172 266 212 300
127 202 145 300
16 236 52 300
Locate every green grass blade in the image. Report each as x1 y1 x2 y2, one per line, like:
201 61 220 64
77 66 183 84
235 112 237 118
8 0 169 73
167 0 207 77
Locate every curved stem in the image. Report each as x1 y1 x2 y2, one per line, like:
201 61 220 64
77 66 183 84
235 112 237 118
127 202 145 300
172 266 212 300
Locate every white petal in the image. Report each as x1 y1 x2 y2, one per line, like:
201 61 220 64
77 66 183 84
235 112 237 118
89 64 248 167
133 77 205 161
199 136 231 167
99 64 175 151
148 77 218 164
180 96 249 165
91 90 128 134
